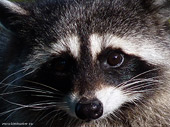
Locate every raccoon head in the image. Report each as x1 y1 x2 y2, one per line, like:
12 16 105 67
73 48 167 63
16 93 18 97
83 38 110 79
0 0 170 126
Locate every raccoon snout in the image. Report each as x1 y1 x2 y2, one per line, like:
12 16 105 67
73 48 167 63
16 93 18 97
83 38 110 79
75 97 103 121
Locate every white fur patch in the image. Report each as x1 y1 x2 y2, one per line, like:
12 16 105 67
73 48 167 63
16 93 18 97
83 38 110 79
0 0 28 15
89 34 103 60
95 87 128 117
52 35 80 58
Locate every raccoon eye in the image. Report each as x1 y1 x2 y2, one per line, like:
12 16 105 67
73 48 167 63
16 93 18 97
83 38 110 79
107 52 124 68
50 57 69 72
55 58 68 71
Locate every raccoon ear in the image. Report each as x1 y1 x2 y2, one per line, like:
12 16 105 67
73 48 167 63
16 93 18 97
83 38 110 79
153 0 166 6
0 0 29 30
145 0 170 24
154 0 170 24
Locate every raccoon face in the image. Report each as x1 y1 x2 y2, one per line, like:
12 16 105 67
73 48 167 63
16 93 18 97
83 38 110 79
0 0 170 126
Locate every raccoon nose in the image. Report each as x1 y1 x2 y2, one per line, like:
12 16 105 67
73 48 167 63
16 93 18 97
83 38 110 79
75 97 103 121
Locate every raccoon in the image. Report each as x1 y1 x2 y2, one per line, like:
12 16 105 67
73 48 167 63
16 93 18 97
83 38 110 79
0 0 170 127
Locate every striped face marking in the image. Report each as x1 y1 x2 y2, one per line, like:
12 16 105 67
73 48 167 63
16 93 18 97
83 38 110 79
25 35 80 71
89 34 103 60
26 33 168 73
52 35 80 58
89 34 168 66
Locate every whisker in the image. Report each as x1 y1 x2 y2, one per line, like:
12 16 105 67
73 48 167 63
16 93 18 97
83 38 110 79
0 90 53 96
128 79 161 88
129 89 156 94
30 102 58 106
39 109 60 122
50 113 59 127
130 68 161 80
47 111 59 127
9 85 55 94
125 86 162 95
31 94 61 99
25 80 62 93
30 100 68 108
0 107 25 116
126 84 154 91
120 78 161 89
30 100 58 105
30 105 57 111
117 75 162 89
32 111 45 125
116 68 161 89
2 70 34 93
65 117 75 127
0 83 11 89
1 97 29 108
1 97 60 110
116 79 142 88
4 109 18 121
0 68 25 85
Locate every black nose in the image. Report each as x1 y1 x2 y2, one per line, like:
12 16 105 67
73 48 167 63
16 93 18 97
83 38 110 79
75 97 103 121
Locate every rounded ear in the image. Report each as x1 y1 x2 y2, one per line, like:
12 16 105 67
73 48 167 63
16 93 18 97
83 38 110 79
142 0 170 24
155 0 170 24
153 0 167 6
0 0 29 30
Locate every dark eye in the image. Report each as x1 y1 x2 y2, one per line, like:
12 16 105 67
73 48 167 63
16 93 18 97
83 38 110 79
107 52 124 68
50 57 69 72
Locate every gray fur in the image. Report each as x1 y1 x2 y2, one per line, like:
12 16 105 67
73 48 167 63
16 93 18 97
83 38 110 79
0 0 170 127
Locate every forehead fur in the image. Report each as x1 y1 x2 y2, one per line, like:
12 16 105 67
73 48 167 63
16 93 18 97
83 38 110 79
17 0 170 70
